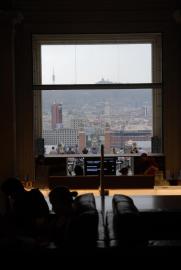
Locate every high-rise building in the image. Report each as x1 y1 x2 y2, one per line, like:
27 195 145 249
78 129 86 153
104 126 111 153
51 103 63 129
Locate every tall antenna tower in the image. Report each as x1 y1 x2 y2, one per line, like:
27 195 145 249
52 67 55 84
74 45 77 84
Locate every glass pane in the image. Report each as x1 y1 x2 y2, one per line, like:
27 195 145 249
41 44 152 84
40 89 154 155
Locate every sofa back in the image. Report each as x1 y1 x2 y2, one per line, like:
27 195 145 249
111 194 181 244
69 193 99 248
111 194 145 246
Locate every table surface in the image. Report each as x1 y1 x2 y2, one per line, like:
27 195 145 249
94 194 181 212
41 187 181 211
130 195 181 210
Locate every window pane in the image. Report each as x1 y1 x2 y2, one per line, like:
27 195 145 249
41 44 152 84
40 89 154 155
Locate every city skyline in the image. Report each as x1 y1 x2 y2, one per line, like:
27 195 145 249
41 89 152 154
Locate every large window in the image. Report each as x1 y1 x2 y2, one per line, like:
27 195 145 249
33 34 162 156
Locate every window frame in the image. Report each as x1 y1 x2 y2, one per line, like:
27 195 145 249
32 33 162 155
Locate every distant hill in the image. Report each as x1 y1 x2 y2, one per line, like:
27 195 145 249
42 89 151 113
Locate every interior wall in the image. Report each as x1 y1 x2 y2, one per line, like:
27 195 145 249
0 16 16 183
15 25 34 181
162 27 181 176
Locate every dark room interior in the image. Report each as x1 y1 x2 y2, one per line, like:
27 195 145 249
0 0 181 263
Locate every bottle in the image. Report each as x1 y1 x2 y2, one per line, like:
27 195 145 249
24 175 32 189
154 170 164 186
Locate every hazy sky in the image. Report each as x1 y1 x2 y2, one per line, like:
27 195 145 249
41 44 152 84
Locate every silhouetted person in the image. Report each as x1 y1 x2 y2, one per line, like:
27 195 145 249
130 142 139 153
48 186 78 247
119 166 129 175
143 157 159 176
1 177 49 244
67 147 75 154
82 147 88 154
134 153 149 174
74 164 84 176
135 153 159 175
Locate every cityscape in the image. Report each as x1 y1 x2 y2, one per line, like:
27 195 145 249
41 86 153 155
40 43 153 155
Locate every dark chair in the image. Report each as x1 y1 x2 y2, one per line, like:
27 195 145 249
107 194 181 250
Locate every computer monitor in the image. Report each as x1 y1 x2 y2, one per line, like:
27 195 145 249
84 157 116 175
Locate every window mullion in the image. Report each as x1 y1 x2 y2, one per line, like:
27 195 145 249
33 83 162 91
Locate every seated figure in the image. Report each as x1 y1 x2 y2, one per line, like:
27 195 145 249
1 177 50 245
48 187 98 249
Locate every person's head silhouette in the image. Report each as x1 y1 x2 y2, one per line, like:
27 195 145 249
1 177 24 199
74 165 83 176
120 167 129 175
49 186 77 215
